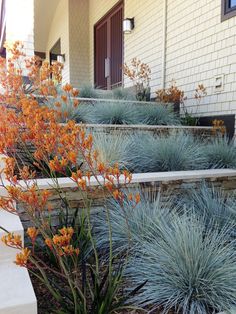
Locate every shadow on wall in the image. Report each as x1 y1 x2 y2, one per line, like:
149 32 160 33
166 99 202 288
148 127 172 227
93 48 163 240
198 114 235 139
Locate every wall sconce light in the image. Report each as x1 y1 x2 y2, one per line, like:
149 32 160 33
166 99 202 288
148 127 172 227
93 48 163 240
57 54 65 63
123 18 135 34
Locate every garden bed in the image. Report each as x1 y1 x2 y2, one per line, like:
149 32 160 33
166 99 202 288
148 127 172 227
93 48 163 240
1 44 235 314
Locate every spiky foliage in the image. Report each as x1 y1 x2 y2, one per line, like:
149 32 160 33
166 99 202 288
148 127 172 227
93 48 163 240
89 102 137 124
183 184 236 232
202 136 236 169
79 84 99 99
49 100 91 123
92 189 174 257
129 132 206 172
92 132 130 168
112 87 136 100
126 213 236 314
43 87 91 123
136 104 180 125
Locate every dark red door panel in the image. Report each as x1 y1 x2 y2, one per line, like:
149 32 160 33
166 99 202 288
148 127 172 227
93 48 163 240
95 21 107 89
94 1 123 90
110 6 123 88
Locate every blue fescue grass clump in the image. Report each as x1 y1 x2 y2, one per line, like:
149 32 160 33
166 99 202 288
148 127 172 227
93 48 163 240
88 101 137 124
183 183 236 233
202 136 236 169
136 104 180 125
79 85 99 99
112 87 136 100
126 212 236 314
92 186 236 312
45 99 91 123
92 189 175 257
92 132 131 169
43 86 91 123
80 99 180 126
129 132 207 172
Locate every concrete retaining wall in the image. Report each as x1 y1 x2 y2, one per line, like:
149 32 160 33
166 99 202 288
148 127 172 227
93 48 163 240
17 169 236 228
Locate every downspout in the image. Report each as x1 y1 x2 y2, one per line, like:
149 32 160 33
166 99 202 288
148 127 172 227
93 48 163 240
161 0 167 89
0 0 6 54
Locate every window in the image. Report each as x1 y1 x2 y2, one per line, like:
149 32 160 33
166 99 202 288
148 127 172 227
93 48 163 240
222 0 236 21
230 0 236 7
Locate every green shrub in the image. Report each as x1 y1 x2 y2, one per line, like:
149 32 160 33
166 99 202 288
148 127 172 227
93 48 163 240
129 132 206 172
126 212 236 313
136 104 180 125
202 136 236 169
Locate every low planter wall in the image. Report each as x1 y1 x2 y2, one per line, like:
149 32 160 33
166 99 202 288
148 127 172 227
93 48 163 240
83 124 213 138
16 169 236 228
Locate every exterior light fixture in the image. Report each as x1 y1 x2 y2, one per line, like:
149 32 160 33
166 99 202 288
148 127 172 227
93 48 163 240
57 54 65 63
123 18 135 34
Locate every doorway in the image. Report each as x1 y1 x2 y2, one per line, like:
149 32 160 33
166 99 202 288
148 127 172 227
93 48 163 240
94 1 123 89
50 39 61 64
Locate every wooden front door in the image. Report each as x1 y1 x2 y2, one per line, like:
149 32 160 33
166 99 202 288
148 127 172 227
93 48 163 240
94 1 123 90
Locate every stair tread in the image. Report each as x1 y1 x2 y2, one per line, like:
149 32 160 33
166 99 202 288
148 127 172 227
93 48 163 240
0 262 37 313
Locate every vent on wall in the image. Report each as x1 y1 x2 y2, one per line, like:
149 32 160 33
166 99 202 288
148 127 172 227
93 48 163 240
215 75 224 92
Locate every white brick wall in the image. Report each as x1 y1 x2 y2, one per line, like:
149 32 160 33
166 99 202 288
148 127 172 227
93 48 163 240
165 0 236 119
124 0 163 94
46 0 70 84
69 0 90 87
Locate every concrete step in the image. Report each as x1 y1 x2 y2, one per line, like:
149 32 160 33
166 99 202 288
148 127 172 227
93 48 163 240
0 209 24 263
0 262 37 314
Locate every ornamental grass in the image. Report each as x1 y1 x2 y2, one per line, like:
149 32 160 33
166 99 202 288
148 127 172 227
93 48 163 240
126 212 236 314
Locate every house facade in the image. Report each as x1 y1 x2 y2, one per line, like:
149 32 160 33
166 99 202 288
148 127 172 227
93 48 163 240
1 0 236 124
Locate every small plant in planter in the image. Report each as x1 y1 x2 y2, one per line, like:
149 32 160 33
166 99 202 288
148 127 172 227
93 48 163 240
156 80 184 113
156 81 207 126
183 83 207 126
212 119 227 136
123 57 151 101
